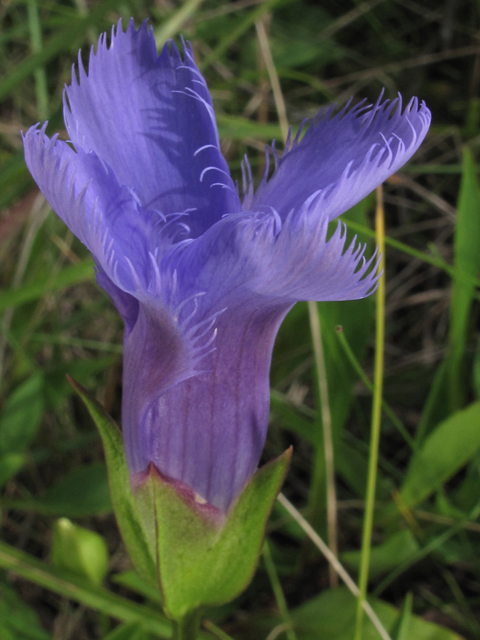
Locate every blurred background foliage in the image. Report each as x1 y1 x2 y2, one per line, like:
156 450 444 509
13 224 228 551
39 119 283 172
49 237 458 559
1 0 480 638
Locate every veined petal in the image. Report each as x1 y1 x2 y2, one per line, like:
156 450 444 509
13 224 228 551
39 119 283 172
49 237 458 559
170 206 379 307
251 93 431 221
64 19 241 236
23 124 166 320
122 298 212 475
123 294 290 512
248 202 380 302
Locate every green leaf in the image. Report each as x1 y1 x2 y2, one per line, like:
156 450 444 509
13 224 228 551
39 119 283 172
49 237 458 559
199 0 295 69
452 450 480 512
0 150 31 210
270 389 314 444
52 518 109 586
111 570 162 604
136 449 291 619
341 530 420 580
401 401 480 508
44 357 117 409
7 463 112 517
448 147 480 409
317 294 373 439
0 260 95 312
289 587 463 640
416 359 449 446
0 579 51 640
0 373 44 486
390 593 413 640
103 622 148 640
0 540 175 639
336 440 390 500
0 0 123 103
0 373 44 455
473 340 480 400
68 378 156 585
153 0 205 44
0 453 25 487
36 463 111 516
418 148 480 440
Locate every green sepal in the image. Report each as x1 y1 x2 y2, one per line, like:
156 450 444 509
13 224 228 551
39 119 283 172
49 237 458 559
134 447 292 620
67 377 156 585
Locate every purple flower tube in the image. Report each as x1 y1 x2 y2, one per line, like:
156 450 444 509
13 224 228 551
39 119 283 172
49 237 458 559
23 20 431 513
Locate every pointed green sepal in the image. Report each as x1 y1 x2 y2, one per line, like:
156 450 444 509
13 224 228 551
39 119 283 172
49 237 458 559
67 377 156 585
133 447 292 620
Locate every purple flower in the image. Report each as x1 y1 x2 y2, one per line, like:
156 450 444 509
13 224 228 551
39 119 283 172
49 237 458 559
23 20 430 512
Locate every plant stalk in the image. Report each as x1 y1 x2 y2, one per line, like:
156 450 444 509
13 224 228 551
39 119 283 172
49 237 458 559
172 610 201 640
354 185 386 640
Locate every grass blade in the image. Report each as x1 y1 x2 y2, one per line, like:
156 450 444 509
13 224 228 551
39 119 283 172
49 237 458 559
355 185 386 640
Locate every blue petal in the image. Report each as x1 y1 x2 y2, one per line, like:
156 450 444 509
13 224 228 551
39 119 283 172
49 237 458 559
64 19 241 237
172 207 379 305
251 93 431 221
23 125 165 322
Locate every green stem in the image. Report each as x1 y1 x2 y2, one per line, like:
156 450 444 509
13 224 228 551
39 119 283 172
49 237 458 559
172 610 201 640
354 185 386 640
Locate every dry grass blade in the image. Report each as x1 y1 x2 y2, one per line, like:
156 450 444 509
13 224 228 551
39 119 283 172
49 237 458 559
277 493 392 640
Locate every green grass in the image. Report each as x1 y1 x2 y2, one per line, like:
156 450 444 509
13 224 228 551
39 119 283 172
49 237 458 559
1 0 480 638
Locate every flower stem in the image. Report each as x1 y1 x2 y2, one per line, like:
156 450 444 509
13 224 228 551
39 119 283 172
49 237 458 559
354 185 386 640
172 610 201 640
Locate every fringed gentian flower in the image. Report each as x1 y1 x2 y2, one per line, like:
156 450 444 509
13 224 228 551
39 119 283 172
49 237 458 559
23 20 431 514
